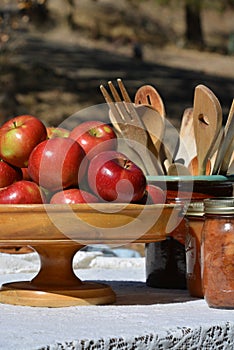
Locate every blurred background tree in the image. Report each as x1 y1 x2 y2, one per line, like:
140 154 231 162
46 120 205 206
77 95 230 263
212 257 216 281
182 0 234 49
17 0 76 27
127 0 234 49
17 0 49 22
14 0 234 50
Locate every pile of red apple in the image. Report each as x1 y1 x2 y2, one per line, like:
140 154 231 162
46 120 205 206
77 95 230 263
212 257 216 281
0 115 166 205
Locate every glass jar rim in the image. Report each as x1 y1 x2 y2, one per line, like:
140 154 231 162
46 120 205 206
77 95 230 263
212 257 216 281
204 197 234 214
186 201 204 216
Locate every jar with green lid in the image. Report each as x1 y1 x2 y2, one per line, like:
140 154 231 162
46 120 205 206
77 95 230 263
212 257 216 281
185 201 204 298
201 197 234 309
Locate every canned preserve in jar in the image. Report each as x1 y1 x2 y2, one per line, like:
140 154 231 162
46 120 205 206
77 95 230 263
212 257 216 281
201 198 234 309
185 201 204 298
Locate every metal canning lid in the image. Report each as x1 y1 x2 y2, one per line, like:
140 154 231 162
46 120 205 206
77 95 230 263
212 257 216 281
186 201 204 216
204 197 234 215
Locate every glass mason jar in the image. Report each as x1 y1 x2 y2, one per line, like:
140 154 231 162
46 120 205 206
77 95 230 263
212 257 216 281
201 197 234 309
185 201 204 298
145 176 233 290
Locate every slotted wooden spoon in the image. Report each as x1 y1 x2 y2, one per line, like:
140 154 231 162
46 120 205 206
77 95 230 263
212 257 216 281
134 84 172 173
188 85 222 175
134 84 166 118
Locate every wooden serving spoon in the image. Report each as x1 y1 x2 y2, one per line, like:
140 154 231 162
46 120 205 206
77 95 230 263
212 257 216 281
174 107 196 166
135 104 166 175
135 104 165 158
165 107 195 175
167 162 192 176
188 85 222 175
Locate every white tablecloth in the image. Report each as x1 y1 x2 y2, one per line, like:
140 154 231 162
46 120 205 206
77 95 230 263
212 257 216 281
0 252 233 350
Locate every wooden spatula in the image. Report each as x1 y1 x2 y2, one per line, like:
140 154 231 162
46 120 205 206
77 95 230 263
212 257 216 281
189 85 222 175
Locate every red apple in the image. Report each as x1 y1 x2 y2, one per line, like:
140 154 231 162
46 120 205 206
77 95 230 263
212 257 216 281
50 188 99 204
0 159 22 188
140 184 166 204
0 115 47 168
28 137 87 191
0 180 45 204
69 120 117 160
46 126 70 139
88 150 146 203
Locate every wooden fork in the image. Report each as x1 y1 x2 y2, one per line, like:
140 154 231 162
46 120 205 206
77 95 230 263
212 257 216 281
100 79 163 175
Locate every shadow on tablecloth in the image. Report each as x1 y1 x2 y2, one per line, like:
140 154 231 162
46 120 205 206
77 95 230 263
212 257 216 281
90 280 197 305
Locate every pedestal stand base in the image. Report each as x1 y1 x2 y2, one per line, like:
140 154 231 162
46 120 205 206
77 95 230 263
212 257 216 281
0 281 116 307
0 243 116 307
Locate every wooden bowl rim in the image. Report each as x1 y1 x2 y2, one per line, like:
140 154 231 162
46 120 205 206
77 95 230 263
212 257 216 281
0 203 182 214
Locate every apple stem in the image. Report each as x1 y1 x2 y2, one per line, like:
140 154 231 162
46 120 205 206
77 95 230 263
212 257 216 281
89 128 98 137
124 159 129 168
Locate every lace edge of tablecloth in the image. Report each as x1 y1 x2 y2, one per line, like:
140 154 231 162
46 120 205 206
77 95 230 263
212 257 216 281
37 321 234 350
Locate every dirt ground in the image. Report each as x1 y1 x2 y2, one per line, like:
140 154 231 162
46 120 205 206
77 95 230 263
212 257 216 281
0 0 234 131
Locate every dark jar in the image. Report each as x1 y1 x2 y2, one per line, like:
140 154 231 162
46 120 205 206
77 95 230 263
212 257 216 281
201 197 234 309
146 233 187 289
185 201 204 298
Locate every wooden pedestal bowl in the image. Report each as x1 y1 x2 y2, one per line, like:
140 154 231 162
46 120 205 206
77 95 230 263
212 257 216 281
0 203 182 307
